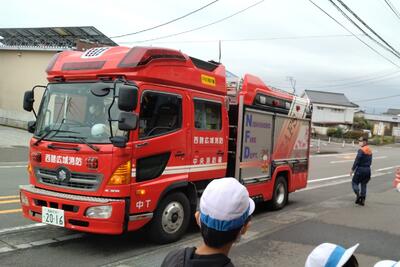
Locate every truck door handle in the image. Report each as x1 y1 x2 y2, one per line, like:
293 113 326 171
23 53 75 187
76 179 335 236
217 150 224 155
136 142 148 148
175 151 185 157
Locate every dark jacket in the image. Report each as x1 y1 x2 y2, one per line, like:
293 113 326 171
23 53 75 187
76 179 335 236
352 145 372 182
161 247 234 267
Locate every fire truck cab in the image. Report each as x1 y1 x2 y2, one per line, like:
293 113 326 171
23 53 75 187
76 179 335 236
20 46 311 243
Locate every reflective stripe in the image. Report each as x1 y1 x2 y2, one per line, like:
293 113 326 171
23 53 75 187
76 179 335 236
200 207 250 231
325 246 345 267
131 163 227 177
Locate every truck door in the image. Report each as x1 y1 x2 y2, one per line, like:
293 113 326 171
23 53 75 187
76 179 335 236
133 88 188 187
189 96 227 181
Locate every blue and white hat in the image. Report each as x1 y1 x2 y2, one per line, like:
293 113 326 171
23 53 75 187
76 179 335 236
199 177 255 232
374 260 400 267
305 243 359 267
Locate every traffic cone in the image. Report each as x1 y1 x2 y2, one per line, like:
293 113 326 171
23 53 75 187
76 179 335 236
393 168 400 192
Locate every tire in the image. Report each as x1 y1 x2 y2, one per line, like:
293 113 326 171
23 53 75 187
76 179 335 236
148 192 191 244
271 176 288 210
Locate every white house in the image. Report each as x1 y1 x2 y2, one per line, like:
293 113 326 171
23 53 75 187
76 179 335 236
303 90 358 135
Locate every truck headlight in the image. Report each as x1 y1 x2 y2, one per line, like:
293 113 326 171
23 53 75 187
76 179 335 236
20 192 29 206
85 205 112 219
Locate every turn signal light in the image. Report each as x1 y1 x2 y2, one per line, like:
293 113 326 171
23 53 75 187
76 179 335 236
136 189 146 196
31 152 41 162
108 161 131 185
27 163 33 176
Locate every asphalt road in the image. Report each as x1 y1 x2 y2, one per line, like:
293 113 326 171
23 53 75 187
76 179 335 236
0 143 399 266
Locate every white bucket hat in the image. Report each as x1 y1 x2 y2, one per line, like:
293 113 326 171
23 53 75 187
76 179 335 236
374 260 400 267
199 177 255 231
305 243 359 267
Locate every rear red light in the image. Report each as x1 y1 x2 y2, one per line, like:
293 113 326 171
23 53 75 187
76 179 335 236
62 61 105 71
31 152 42 162
272 100 278 106
86 157 98 169
296 105 301 112
46 52 61 73
118 47 186 68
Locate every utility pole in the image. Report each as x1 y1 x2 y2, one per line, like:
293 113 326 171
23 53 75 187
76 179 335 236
287 76 296 95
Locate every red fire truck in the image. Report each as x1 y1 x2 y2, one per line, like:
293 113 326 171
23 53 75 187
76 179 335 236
20 46 311 243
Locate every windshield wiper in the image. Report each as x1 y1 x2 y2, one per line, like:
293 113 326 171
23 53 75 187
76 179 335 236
54 135 100 152
34 129 78 146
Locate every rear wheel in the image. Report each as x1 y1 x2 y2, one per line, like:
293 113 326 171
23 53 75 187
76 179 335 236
271 176 288 210
148 192 190 244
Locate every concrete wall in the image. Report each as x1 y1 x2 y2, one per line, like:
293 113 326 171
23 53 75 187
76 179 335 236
0 49 56 128
311 103 355 125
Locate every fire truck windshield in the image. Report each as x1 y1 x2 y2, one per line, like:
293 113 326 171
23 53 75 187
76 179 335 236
34 83 127 144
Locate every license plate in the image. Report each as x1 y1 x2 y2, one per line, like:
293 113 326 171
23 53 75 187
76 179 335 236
42 207 65 227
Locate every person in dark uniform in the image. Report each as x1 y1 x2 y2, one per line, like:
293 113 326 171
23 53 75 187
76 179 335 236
350 136 373 206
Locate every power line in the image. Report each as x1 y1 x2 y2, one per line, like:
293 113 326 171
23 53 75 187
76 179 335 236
129 0 265 43
117 34 359 44
354 94 400 102
335 0 400 58
308 0 400 69
111 0 220 38
383 0 400 21
305 71 400 89
328 0 400 60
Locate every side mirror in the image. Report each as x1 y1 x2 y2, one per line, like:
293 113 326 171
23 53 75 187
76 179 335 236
118 112 138 131
27 121 36 133
110 136 128 148
23 91 34 112
118 85 138 111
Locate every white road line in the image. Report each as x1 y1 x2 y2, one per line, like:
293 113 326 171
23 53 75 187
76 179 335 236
302 172 387 191
0 223 45 235
0 162 28 166
309 174 349 183
376 165 400 172
330 156 387 164
0 165 27 169
310 153 355 158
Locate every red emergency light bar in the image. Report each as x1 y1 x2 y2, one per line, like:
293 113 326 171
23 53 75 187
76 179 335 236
118 47 186 68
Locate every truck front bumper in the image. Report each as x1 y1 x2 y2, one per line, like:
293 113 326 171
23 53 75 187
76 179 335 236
19 185 126 235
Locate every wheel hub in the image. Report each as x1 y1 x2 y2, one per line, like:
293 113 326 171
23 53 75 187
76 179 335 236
161 201 184 234
276 184 285 205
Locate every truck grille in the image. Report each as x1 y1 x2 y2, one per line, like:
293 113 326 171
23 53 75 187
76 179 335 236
35 168 102 191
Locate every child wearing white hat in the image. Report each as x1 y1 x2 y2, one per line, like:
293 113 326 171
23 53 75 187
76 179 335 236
374 260 400 267
161 177 255 267
305 243 359 267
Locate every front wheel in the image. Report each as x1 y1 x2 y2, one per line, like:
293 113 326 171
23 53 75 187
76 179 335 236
148 192 190 244
271 176 288 210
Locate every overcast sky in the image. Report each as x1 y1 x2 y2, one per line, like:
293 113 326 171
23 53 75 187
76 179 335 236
1 0 400 113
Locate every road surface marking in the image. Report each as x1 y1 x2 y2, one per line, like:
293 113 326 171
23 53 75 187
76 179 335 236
0 199 20 205
302 172 387 191
0 223 45 234
0 209 22 214
310 153 356 158
0 195 19 200
0 165 27 169
330 156 387 164
376 165 400 172
0 162 28 166
309 174 349 183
